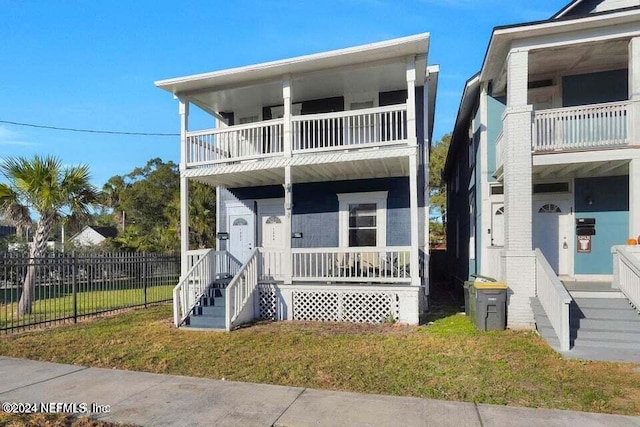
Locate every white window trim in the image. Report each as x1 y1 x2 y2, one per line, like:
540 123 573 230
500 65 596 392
337 191 388 248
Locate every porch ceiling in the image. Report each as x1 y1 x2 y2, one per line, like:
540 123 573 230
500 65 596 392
528 39 628 80
533 159 629 180
185 60 417 115
187 154 412 188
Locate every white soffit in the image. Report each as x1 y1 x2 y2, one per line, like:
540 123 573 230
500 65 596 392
155 33 430 96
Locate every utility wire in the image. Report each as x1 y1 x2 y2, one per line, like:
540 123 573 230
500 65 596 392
0 119 179 137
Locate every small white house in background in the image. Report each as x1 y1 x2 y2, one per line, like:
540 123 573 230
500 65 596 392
70 226 118 247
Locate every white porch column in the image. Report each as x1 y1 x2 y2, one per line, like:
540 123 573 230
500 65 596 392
283 76 292 157
406 56 417 146
502 49 536 329
409 153 420 286
630 158 640 238
629 38 640 146
179 99 190 276
283 166 293 284
479 83 492 276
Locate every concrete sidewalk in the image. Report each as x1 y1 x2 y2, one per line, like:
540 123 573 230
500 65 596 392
0 357 638 427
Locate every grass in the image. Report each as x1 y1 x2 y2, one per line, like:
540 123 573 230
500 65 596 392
0 412 135 426
0 285 173 330
1 304 640 416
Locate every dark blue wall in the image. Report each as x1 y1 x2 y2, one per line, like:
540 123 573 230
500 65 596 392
563 70 628 107
228 177 410 248
574 176 629 274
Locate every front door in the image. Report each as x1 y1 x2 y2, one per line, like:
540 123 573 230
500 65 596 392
491 204 505 247
258 200 285 280
533 199 571 275
227 204 255 265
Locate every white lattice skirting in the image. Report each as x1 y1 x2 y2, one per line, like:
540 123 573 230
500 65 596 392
256 284 419 324
293 290 400 323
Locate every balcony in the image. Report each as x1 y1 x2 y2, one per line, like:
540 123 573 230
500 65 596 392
495 101 632 175
533 101 629 152
184 104 408 169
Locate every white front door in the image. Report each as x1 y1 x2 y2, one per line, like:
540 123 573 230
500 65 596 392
258 199 285 280
227 203 255 264
533 199 571 275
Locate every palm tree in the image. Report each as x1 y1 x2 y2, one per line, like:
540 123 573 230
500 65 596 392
0 155 97 315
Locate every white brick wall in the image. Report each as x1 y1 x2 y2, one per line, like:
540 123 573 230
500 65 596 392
502 49 536 329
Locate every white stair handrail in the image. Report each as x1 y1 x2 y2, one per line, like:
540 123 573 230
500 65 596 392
612 245 640 310
225 248 259 331
535 249 573 351
173 249 223 327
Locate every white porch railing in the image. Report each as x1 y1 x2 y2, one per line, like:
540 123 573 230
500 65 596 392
226 248 259 330
534 249 572 351
292 104 408 152
291 247 412 282
533 101 629 152
486 246 503 282
185 118 284 166
495 131 504 171
612 245 640 310
258 248 285 281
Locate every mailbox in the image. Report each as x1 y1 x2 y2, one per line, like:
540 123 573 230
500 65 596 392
576 218 596 236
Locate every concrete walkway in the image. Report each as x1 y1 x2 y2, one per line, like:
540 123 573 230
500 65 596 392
0 357 638 427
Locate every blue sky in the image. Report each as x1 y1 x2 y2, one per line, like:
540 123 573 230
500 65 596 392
0 0 569 186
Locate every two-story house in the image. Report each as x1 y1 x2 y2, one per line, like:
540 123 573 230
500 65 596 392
156 34 439 330
445 0 640 360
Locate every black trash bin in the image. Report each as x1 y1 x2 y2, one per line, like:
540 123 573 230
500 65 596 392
474 282 508 331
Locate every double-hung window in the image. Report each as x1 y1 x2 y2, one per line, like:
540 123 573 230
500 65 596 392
338 192 388 248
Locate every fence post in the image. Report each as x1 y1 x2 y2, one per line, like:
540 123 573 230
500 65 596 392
143 252 148 308
72 251 77 323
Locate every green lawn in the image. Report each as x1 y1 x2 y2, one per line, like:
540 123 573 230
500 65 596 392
0 285 173 330
1 304 639 415
0 412 135 426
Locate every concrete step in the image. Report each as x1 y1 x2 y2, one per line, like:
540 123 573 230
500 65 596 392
535 315 640 333
573 298 635 310
574 328 640 342
183 316 226 330
569 290 625 299
572 337 640 351
572 306 640 321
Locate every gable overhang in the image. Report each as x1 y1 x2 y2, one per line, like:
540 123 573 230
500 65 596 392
443 73 480 179
426 64 440 146
155 33 430 99
552 0 585 19
480 8 640 86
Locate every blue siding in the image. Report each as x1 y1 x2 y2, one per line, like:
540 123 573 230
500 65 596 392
563 70 628 107
574 176 629 275
487 95 505 179
229 178 410 249
291 178 410 248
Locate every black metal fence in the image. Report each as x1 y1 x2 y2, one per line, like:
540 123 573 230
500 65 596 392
0 251 180 334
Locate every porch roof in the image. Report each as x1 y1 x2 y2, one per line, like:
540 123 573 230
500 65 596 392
155 33 430 97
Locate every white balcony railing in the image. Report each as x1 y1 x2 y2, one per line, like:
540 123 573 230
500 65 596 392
186 118 284 166
533 101 629 152
292 104 407 152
